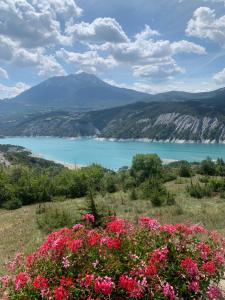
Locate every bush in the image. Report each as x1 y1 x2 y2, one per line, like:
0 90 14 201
2 197 22 210
131 154 162 183
186 182 213 199
2 216 224 299
179 161 192 178
129 188 138 200
36 204 74 233
200 158 216 176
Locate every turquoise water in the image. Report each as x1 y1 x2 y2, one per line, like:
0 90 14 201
1 137 225 169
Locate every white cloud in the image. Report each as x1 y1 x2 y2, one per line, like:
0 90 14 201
213 68 225 84
0 67 8 79
0 82 30 99
135 25 160 40
186 7 225 46
38 55 67 77
133 59 185 80
57 49 118 73
0 36 15 60
66 17 129 44
171 40 206 55
0 0 82 48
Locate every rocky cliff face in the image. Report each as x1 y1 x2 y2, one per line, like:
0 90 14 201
101 112 225 142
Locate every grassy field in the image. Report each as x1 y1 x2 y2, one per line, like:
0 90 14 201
0 175 225 275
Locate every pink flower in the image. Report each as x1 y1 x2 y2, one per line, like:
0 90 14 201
106 218 126 234
72 224 85 231
196 242 211 260
202 261 216 275
87 230 101 246
94 276 114 296
163 282 175 300
139 216 160 230
62 256 70 269
160 224 177 234
180 256 198 277
100 236 121 249
0 275 11 289
15 272 30 291
68 239 83 253
54 286 69 300
119 275 144 299
150 247 169 264
188 281 200 293
79 273 95 287
82 214 95 223
33 275 48 290
206 285 221 299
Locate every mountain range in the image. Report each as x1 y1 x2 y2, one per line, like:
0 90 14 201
0 73 225 143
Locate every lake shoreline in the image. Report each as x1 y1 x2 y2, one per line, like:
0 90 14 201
1 135 225 144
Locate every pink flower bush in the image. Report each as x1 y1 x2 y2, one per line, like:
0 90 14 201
1 215 225 299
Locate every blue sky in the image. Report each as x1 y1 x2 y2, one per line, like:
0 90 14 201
1 0 225 98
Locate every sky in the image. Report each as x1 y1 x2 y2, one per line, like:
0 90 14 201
1 0 225 98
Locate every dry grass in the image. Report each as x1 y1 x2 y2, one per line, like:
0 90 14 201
0 176 225 274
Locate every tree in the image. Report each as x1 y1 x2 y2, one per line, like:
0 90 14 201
131 154 162 184
179 161 192 177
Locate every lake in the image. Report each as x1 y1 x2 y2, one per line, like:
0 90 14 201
1 137 225 169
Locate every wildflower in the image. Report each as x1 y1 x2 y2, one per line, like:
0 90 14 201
0 275 11 289
139 216 160 230
82 214 95 223
72 224 85 231
160 224 177 234
87 230 101 246
106 218 126 234
144 264 157 276
62 256 70 269
206 285 221 299
196 242 211 260
202 261 216 275
188 281 200 293
163 282 175 300
94 276 114 296
54 286 69 300
119 275 144 299
60 276 73 287
33 275 48 290
7 253 23 272
68 239 83 253
100 236 121 249
79 273 95 287
150 247 169 264
180 256 198 277
15 272 30 291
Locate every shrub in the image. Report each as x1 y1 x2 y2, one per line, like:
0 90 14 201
131 154 162 183
36 204 74 233
186 182 213 199
2 216 224 299
129 188 138 200
2 197 22 210
179 161 192 178
200 158 216 176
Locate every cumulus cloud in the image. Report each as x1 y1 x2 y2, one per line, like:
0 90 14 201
213 68 225 84
66 17 129 44
38 55 67 77
57 49 117 73
0 67 8 79
133 59 185 80
0 36 15 60
0 82 30 99
0 0 82 48
171 40 206 55
186 7 225 46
